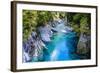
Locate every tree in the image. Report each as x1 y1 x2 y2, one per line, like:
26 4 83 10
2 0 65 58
67 13 91 36
23 10 66 41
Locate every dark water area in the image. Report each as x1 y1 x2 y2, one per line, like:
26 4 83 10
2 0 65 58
42 32 80 61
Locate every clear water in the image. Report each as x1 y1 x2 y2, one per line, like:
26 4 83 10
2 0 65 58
30 22 81 62
43 32 80 61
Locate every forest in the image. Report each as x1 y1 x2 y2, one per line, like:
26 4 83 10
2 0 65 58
23 10 90 41
23 10 91 62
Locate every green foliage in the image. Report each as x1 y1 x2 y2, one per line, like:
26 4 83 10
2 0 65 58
23 10 91 41
23 10 66 41
68 13 91 36
23 10 38 41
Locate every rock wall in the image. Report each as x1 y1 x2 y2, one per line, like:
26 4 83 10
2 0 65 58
77 33 91 59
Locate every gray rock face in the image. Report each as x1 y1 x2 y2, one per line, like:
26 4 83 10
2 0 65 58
77 33 90 55
23 33 47 62
38 25 53 42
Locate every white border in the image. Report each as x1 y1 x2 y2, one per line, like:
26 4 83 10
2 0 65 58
17 3 96 69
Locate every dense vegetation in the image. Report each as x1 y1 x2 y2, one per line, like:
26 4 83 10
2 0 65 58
23 10 91 42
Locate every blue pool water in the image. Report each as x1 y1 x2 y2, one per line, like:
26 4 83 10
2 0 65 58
43 32 80 61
